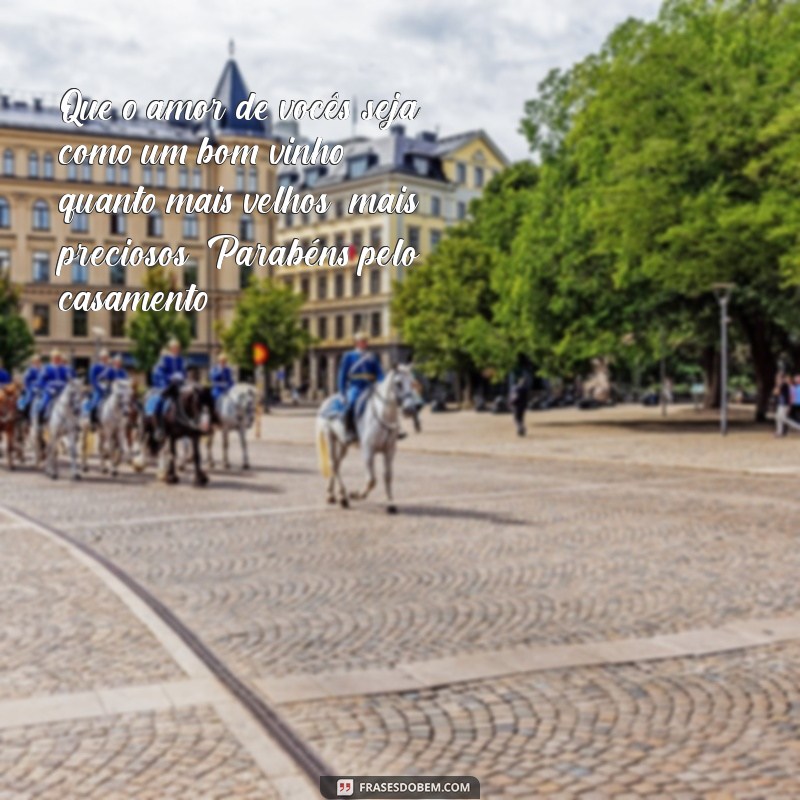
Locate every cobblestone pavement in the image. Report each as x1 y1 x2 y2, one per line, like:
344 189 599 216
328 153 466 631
2 407 800 797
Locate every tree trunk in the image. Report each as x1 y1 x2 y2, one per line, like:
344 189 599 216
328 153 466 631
739 314 776 423
702 346 720 410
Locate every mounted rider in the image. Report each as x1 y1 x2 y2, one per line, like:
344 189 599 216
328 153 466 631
87 349 111 424
107 353 129 383
35 350 76 422
17 355 42 418
0 360 10 387
151 338 186 439
209 352 235 420
338 330 384 442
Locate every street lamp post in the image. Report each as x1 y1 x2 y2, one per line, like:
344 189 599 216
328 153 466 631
712 284 735 436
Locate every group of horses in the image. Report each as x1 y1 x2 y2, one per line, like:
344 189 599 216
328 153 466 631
0 377 257 487
0 364 420 513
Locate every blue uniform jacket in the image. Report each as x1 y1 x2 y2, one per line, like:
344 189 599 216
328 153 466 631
338 350 384 399
106 366 128 382
0 368 10 385
90 363 110 396
153 354 185 389
38 363 75 397
210 365 234 400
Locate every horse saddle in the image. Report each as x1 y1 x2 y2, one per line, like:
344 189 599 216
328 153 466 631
319 391 370 421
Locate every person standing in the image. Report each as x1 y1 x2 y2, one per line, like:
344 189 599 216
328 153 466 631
510 376 529 437
775 373 800 437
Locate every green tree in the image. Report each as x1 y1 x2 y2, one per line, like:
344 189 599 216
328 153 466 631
0 275 34 373
217 277 310 375
126 266 191 375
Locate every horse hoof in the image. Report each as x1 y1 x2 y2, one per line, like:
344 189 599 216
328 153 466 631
166 474 179 485
340 497 350 509
243 463 250 471
72 473 81 481
387 504 398 514
194 472 209 487
327 495 336 505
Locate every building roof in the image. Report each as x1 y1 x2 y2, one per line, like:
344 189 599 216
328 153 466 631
208 57 269 137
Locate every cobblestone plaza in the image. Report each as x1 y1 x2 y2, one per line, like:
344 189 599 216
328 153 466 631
1 405 799 798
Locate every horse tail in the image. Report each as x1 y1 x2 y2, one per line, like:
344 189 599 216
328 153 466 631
316 423 332 479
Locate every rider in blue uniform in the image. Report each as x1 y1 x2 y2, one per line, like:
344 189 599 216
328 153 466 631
35 350 75 422
151 339 186 438
338 330 384 441
210 353 235 419
17 355 42 417
107 353 129 383
87 349 111 424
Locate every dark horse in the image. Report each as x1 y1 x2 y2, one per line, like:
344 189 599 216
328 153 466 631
141 382 214 486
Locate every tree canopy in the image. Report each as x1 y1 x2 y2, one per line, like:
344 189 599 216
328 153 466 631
0 275 34 373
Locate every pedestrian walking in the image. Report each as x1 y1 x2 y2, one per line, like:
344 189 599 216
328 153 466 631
510 376 529 437
774 373 800 437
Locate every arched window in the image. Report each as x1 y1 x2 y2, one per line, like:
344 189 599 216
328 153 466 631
239 214 254 241
147 210 163 237
0 197 10 228
182 212 199 239
2 149 14 177
32 199 49 230
28 152 39 178
71 211 89 233
43 153 54 179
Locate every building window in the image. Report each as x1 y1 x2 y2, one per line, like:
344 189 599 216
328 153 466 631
457 201 467 220
67 162 78 181
28 152 39 178
110 309 126 338
71 259 88 284
335 315 345 340
0 197 10 228
183 260 198 287
370 269 381 295
43 153 54 180
347 156 370 179
183 212 199 239
430 229 442 249
192 167 201 189
179 166 189 189
370 226 382 248
32 200 50 231
32 304 49 336
72 308 88 337
431 195 441 216
142 164 153 186
248 167 258 192
334 232 346 250
475 166 484 187
0 248 10 275
456 162 467 184
352 312 363 334
317 316 328 339
2 149 13 177
408 226 421 252
105 164 116 184
336 200 345 219
33 251 49 283
285 213 294 228
82 163 92 182
185 310 198 338
110 259 126 286
300 278 309 298
240 264 253 289
335 273 345 298
239 214 254 241
370 311 381 338
317 275 327 300
236 167 245 192
352 230 363 250
352 272 362 297
147 210 163 237
120 164 130 185
71 211 89 233
157 165 166 187
110 212 126 235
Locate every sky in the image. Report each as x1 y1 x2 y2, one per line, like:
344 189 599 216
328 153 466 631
0 0 662 161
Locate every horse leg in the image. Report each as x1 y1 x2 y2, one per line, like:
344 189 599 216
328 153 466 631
383 449 397 513
331 436 349 508
192 436 209 487
222 427 230 470
206 428 215 468
351 449 376 501
165 436 179 484
239 425 249 470
69 430 81 480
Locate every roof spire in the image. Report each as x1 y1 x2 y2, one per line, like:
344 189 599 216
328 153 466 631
229 38 235 57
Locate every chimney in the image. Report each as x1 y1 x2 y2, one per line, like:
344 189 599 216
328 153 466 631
420 130 437 143
33 97 43 112
390 124 405 137
0 95 9 110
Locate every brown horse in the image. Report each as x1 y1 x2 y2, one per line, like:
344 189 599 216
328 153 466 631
0 384 22 470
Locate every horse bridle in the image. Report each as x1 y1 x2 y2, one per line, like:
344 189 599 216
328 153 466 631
368 372 413 434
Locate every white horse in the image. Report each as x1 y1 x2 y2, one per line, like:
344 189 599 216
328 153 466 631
207 383 257 470
44 379 84 480
316 366 417 513
82 379 134 476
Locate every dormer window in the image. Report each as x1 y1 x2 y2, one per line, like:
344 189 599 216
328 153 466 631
278 172 297 189
347 154 373 180
412 156 430 176
305 166 327 188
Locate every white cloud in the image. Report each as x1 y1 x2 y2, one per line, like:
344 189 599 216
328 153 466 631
0 0 661 160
